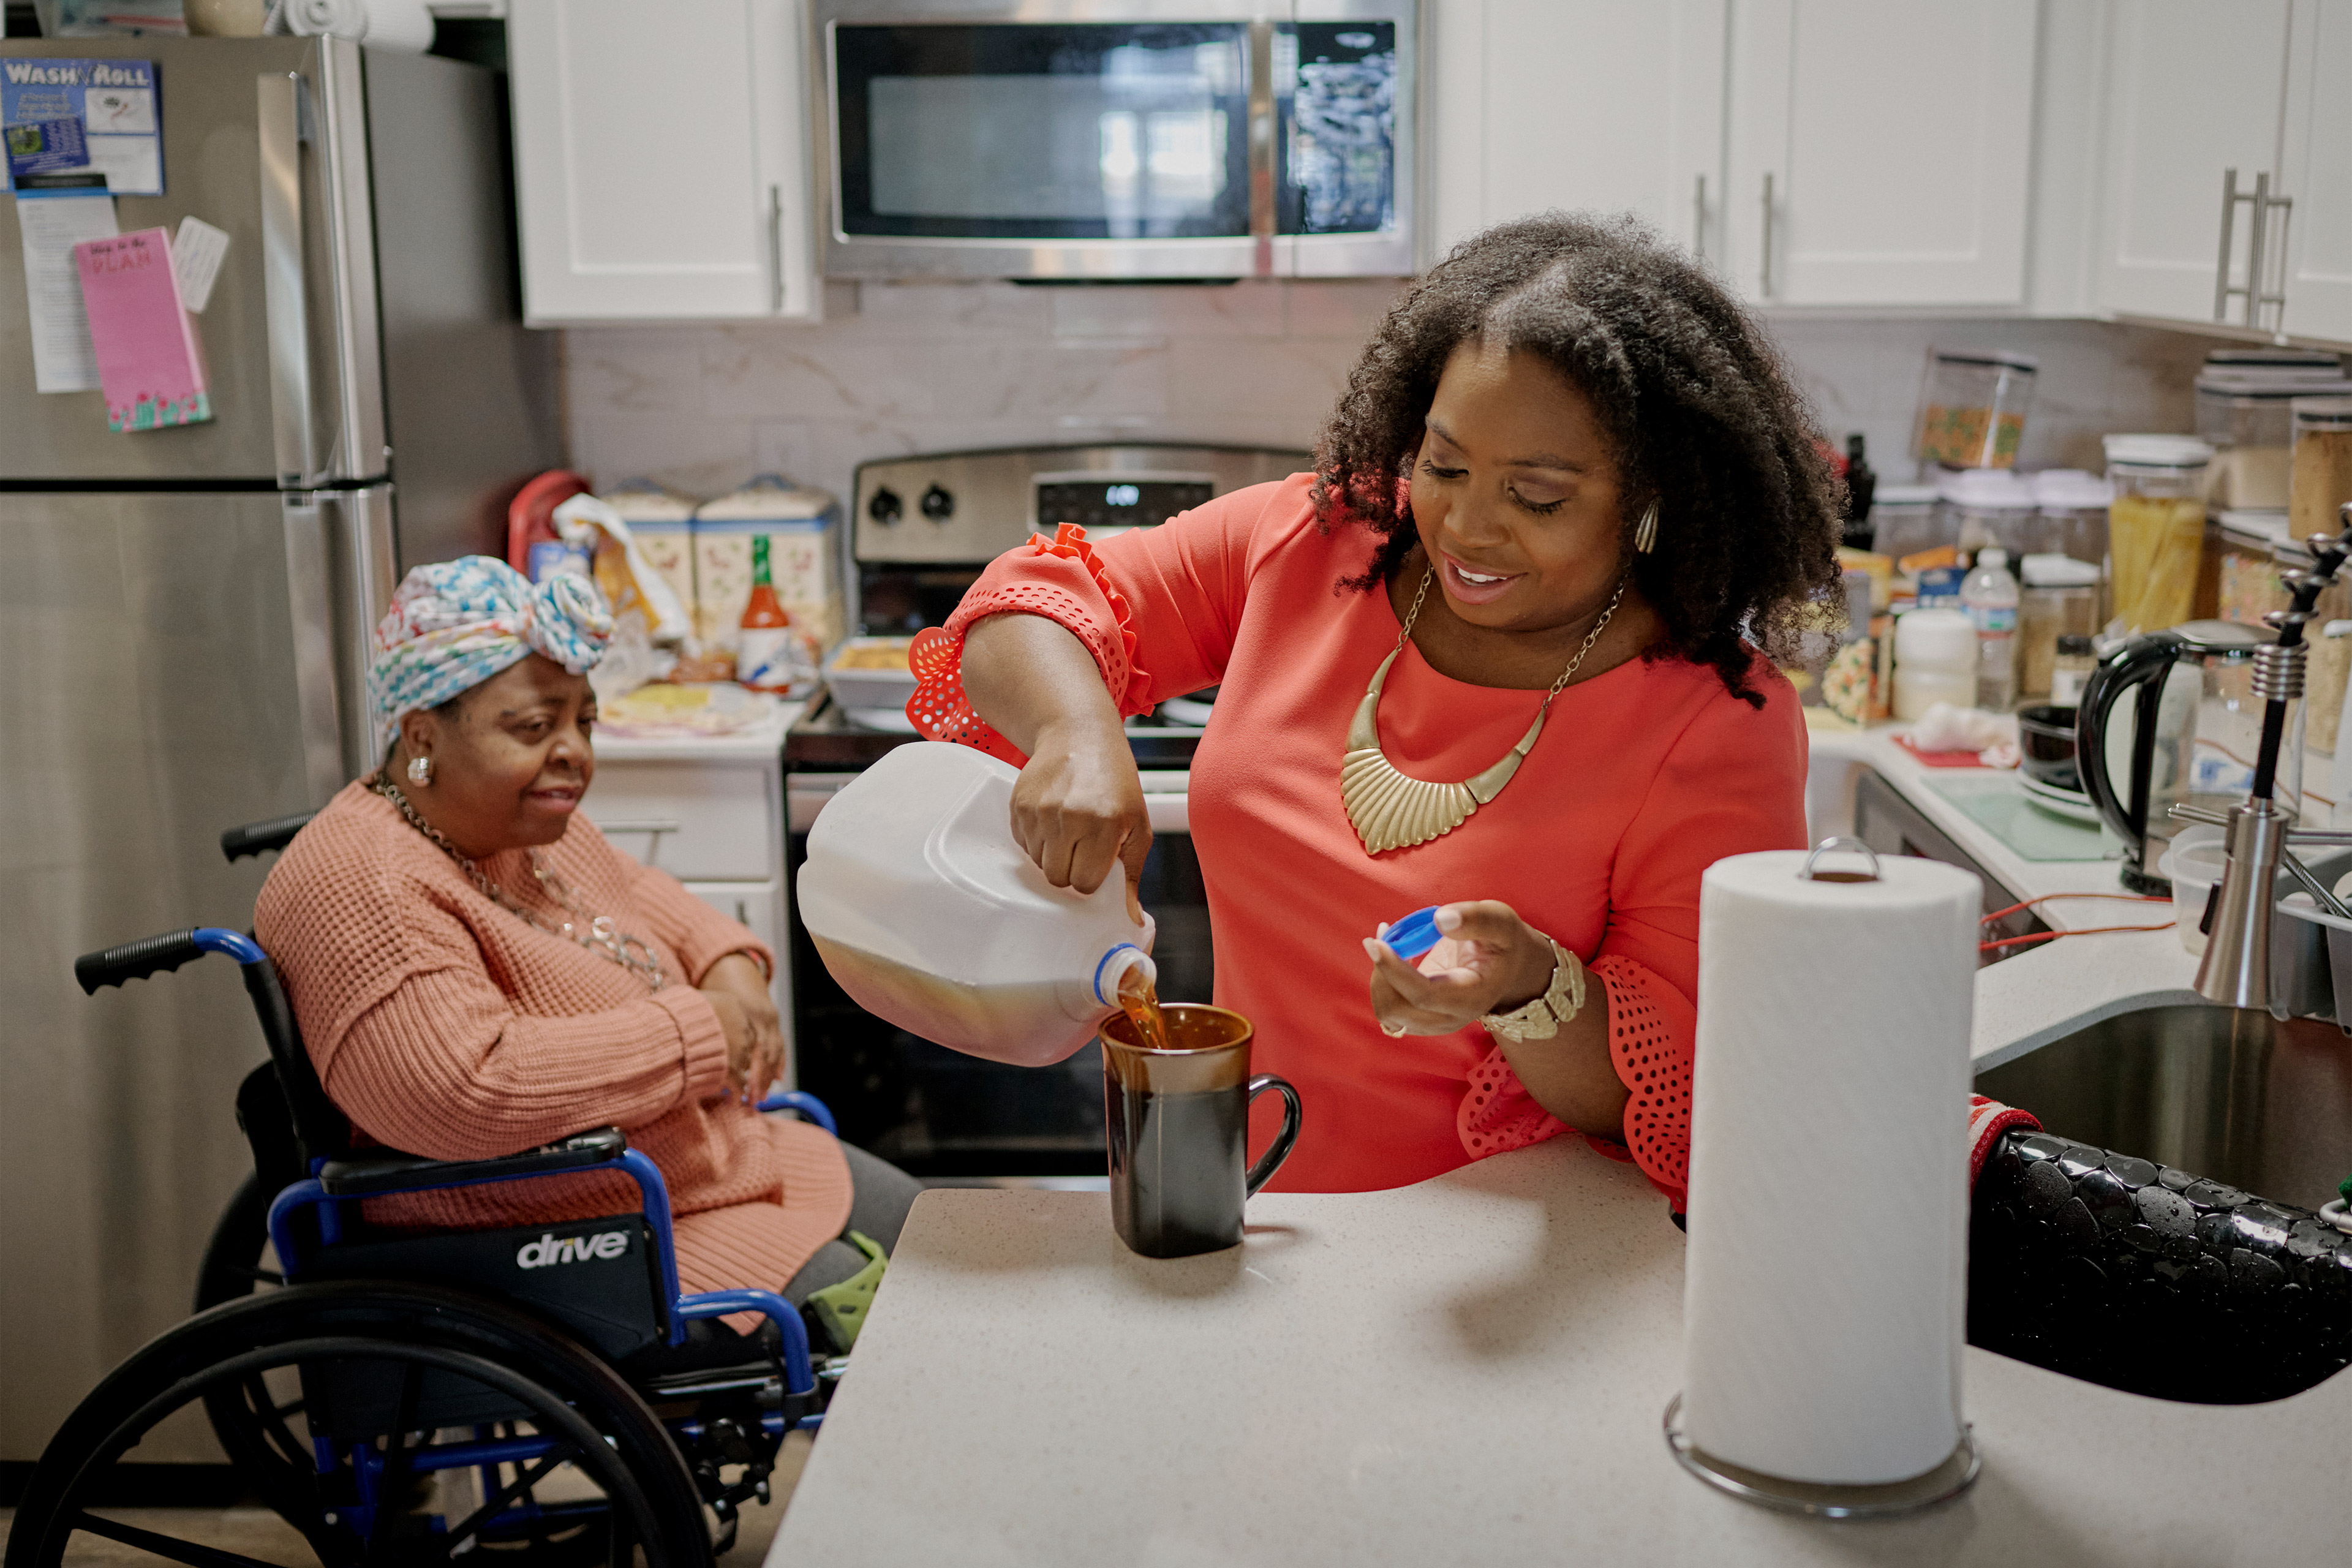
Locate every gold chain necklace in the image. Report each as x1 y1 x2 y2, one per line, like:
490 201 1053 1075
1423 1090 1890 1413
1341 567 1626 855
369 773 668 990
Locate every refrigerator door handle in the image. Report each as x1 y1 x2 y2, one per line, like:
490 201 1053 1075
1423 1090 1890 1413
260 71 323 488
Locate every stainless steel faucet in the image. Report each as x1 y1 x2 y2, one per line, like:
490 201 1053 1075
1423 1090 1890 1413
2187 505 2352 1014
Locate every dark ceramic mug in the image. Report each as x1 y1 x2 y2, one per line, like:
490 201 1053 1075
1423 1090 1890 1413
1099 1003 1302 1258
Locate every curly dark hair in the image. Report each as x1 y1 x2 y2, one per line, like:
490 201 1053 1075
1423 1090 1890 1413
1313 211 1844 707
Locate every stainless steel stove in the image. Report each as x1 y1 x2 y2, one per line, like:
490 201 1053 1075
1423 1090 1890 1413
785 442 1307 1176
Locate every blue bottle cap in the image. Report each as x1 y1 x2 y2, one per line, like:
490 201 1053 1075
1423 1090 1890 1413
1379 906 1444 961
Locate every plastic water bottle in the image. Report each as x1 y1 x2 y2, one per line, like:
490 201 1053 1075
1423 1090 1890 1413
794 742 1157 1067
1961 546 2021 711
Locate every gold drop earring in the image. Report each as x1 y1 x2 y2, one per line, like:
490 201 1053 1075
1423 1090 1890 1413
1634 500 1659 554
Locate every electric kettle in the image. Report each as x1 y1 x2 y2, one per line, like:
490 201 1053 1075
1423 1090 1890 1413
2075 620 2304 893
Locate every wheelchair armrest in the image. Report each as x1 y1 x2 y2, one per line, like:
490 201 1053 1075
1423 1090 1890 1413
317 1127 629 1197
755 1089 837 1137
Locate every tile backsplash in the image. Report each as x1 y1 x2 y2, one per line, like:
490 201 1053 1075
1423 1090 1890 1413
564 280 2247 509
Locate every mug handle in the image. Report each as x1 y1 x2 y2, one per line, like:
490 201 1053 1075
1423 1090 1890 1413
1244 1074 1303 1198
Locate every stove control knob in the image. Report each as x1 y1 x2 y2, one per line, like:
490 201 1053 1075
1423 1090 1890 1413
868 487 902 524
920 484 955 522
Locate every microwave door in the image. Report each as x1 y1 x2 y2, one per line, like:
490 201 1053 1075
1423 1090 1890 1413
1283 6 1415 279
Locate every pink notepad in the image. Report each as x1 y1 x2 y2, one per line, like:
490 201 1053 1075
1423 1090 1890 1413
75 227 211 431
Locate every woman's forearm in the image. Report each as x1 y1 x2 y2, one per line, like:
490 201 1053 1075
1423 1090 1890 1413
1494 993 1630 1141
962 612 1125 754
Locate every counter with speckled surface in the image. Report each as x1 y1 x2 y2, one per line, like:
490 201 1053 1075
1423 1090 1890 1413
767 1140 2347 1566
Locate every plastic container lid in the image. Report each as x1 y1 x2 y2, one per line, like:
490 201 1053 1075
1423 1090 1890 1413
2293 396 2352 430
2032 469 2114 509
2103 434 2214 470
1894 607 1978 666
1975 547 2011 570
2195 349 2350 398
1932 350 2040 372
2021 552 2100 587
2217 508 2293 549
1873 483 1940 510
1937 468 2036 508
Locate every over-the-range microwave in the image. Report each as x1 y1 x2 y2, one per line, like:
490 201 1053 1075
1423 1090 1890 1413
809 0 1419 281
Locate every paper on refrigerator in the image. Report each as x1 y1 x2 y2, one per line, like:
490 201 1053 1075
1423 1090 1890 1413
12 172 116 393
1 57 164 196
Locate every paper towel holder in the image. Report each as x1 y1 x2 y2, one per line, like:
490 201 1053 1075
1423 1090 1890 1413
1662 1395 1980 1518
1800 835 1882 884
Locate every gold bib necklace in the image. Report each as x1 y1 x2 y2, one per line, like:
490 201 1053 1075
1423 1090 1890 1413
1341 565 1626 855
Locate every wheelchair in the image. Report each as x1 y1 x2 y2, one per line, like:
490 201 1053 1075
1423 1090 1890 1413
9 812 846 1568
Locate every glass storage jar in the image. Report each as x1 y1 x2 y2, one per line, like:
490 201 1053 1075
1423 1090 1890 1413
2291 396 2352 541
1939 468 2040 559
1868 483 1948 573
1915 350 2038 470
2106 434 2213 635
2016 554 2100 699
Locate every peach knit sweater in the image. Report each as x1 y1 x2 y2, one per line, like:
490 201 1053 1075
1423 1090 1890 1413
254 781 852 1300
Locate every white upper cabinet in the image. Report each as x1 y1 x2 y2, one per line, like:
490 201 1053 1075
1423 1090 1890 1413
1724 0 2039 309
2277 0 2352 344
1429 1 1725 265
509 0 818 324
2092 0 2296 330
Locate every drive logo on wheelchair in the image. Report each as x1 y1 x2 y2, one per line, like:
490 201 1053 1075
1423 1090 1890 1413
516 1227 630 1268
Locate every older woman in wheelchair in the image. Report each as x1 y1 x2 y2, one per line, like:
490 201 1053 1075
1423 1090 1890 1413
13 559 921 1568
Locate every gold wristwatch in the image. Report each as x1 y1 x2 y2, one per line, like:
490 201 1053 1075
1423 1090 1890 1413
1479 937 1586 1042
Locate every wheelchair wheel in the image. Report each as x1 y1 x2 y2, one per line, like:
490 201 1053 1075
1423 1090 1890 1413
6 1281 714 1568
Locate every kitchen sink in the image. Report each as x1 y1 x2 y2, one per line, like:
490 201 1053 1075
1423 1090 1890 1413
1973 1003 2352 1213
1969 1002 2352 1403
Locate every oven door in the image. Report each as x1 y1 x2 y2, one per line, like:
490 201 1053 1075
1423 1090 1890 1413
813 1 1415 281
785 771 1207 1177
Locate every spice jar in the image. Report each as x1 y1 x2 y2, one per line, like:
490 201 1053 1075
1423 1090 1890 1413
2291 397 2352 542
1915 350 2038 470
2049 634 2096 706
2106 434 2214 635
2016 554 2100 699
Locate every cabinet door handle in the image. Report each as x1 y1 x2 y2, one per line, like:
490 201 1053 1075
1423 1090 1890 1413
2214 168 2241 322
2241 171 2271 328
768 184 785 314
1759 173 1775 297
2257 191 2293 328
1693 173 1708 262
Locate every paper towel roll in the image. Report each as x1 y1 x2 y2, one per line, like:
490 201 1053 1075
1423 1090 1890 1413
1680 848 1979 1487
280 0 435 55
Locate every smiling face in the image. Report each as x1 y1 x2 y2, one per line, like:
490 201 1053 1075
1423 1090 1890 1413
388 654 597 858
1406 337 1633 634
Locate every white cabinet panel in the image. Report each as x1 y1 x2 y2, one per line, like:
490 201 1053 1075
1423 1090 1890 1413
582 760 778 881
510 0 818 323
1430 1 1725 262
2278 0 2352 344
2094 0 2296 327
1728 0 2038 307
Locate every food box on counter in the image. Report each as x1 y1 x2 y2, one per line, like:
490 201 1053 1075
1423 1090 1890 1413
695 475 842 656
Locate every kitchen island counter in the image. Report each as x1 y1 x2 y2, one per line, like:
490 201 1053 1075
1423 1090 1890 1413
769 1138 2348 1566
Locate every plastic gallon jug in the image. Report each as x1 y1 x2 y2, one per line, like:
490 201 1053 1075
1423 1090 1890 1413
795 741 1156 1067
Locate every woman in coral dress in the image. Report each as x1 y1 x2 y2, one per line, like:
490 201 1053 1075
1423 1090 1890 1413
910 216 1844 1208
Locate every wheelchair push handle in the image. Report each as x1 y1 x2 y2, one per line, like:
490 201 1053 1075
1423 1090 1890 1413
221 811 317 863
74 927 263 993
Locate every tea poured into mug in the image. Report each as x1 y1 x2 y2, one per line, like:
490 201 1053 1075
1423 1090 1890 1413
1099 1004 1302 1258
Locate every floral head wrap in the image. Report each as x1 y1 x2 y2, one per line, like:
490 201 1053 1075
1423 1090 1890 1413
368 556 613 752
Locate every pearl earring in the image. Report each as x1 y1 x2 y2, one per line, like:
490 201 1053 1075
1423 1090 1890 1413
407 755 433 786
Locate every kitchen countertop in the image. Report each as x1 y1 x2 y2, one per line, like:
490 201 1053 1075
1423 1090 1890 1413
769 1140 2350 1567
1804 723 2206 1070
590 696 805 761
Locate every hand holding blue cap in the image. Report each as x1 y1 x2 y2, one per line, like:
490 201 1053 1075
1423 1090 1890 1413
1378 905 1445 961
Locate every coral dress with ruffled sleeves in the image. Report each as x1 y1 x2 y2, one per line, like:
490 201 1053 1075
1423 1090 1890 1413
907 474 1810 1205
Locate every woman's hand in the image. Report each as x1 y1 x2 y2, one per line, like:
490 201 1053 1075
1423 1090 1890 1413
703 952 784 1104
1011 718 1152 924
1362 901 1556 1036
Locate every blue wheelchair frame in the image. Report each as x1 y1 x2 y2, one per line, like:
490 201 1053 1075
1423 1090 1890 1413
186 927 835 1532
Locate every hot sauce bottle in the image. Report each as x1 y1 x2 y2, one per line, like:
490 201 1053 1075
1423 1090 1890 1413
737 535 818 694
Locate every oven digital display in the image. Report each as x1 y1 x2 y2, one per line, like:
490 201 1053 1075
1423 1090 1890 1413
1036 479 1214 532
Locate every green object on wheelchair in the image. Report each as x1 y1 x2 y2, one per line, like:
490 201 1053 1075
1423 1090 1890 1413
805 1230 888 1351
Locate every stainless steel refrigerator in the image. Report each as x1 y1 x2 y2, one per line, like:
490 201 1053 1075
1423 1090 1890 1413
0 33 560 1466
